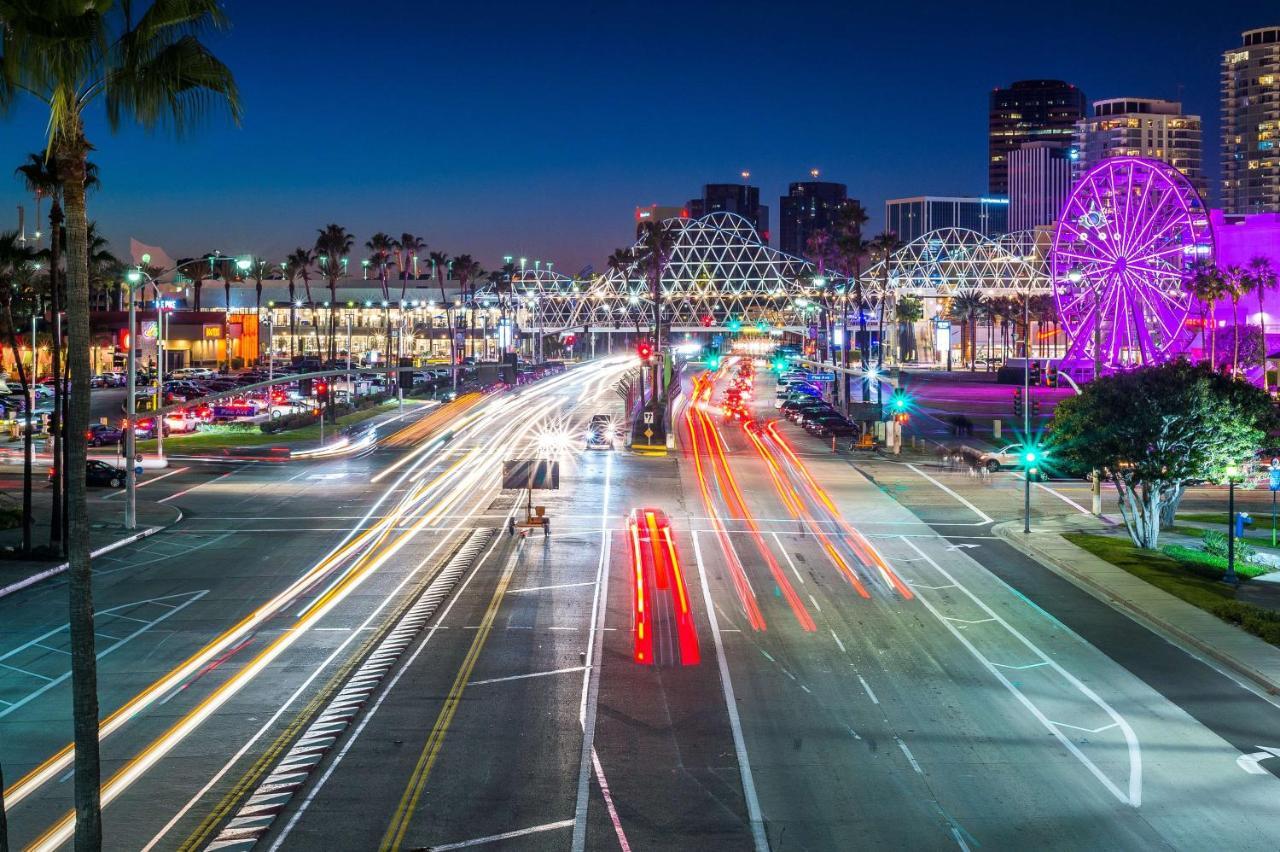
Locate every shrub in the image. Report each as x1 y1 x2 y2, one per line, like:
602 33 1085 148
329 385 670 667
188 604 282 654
1210 601 1280 646
1201 529 1256 564
1160 543 1270 580
260 411 319 434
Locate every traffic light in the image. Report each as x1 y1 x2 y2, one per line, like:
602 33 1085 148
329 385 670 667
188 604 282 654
727 317 742 334
888 389 912 424
1029 361 1043 385
1021 444 1045 474
1031 398 1042 418
637 340 653 361
1047 361 1059 388
564 334 576 347
1012 386 1023 417
706 345 721 370
701 315 713 328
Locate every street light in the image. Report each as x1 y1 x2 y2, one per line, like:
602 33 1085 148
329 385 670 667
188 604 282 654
1225 463 1243 586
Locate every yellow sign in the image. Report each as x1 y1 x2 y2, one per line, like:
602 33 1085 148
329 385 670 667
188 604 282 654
202 324 223 339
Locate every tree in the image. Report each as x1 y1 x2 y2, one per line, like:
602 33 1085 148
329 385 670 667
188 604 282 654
364 232 394 356
867 231 902 383
1190 262 1225 369
636 221 675 406
0 8 238 837
395 232 425 302
833 203 870 401
283 248 313 361
947 293 984 370
803 228 837 369
1249 257 1277 389
314 224 353 369
1052 360 1276 548
451 254 483 359
1222 264 1251 375
427 251 454 384
895 294 923 362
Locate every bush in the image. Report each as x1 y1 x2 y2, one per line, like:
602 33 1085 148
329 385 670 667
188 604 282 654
260 411 319 434
1160 543 1270 580
1201 529 1256 565
196 422 259 435
1210 601 1280 645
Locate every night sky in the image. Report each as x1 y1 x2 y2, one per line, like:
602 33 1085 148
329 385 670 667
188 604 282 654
1 0 1276 273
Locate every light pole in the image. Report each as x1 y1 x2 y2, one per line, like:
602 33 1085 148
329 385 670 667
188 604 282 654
1023 287 1031 533
234 257 252 372
1225 463 1241 586
126 267 169 464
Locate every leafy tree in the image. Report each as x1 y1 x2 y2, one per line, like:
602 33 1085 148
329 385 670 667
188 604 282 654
1052 360 1276 549
1249 257 1277 389
894 294 923 361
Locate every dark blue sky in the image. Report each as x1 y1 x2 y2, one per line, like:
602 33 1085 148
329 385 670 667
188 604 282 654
2 0 1276 273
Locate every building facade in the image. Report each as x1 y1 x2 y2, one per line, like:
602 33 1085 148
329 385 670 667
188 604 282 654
1008 142 1073 231
884 196 1009 243
1222 26 1280 213
777 180 854 258
635 204 688 234
688 184 770 242
989 79 1086 196
1074 98 1205 199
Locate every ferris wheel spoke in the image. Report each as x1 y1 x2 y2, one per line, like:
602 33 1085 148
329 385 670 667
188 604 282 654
1126 208 1191 263
1126 270 1181 341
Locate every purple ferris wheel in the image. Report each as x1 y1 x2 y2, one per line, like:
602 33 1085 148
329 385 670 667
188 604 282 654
1051 157 1213 370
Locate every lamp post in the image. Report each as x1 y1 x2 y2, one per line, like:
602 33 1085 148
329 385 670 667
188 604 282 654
234 257 252 372
126 267 169 465
1023 285 1032 533
1225 463 1241 586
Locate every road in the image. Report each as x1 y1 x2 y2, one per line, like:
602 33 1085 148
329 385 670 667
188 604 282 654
3 356 1280 850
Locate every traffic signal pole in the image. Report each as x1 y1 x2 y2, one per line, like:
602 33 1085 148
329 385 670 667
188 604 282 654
1023 293 1031 534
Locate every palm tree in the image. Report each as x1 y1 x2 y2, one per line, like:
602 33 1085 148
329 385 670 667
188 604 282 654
365 232 394 356
1250 257 1277 389
1190 262 1225 369
0 7 239 839
428 251 454 382
947 293 985 371
1223 264 1249 374
867 231 902 382
804 228 837 367
833 202 870 401
395 232 425 301
283 248 313 361
636 221 675 405
452 254 483 359
315 224 354 367
895 294 923 362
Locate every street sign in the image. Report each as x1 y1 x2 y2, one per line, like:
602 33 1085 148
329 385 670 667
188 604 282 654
501 458 560 490
643 411 655 424
1270 460 1280 492
807 372 835 382
643 428 654 439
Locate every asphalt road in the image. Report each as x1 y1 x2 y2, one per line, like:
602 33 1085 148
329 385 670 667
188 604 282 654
4 358 1280 850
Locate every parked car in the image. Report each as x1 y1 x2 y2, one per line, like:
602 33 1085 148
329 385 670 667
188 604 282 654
86 423 125 447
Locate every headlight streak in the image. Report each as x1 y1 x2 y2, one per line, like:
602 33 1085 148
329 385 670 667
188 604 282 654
14 361 637 847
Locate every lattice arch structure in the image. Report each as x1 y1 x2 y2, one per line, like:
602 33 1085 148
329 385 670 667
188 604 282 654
860 227 1050 300
509 212 838 332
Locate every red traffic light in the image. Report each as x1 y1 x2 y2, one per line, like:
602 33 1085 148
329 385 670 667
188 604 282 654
637 341 653 360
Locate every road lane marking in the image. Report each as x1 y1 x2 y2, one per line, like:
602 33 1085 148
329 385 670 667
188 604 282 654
100 466 190 499
157 466 242 503
896 736 923 774
903 464 994 524
1034 480 1093 515
829 630 846 654
691 531 770 852
900 536 1142 808
572 452 614 851
380 543 523 851
469 665 586 687
592 747 632 852
510 580 597 594
429 819 575 850
858 675 880 705
769 532 806 586
808 594 821 613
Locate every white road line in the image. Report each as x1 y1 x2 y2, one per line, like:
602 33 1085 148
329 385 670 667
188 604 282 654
509 580 597 594
808 594 822 613
157 466 241 503
692 530 770 852
829 630 846 654
572 451 614 852
100 466 190 499
904 464 994 524
900 536 1142 808
429 818 575 850
858 675 880 705
1034 480 1093 515
469 665 587 687
770 531 806 585
896 737 923 774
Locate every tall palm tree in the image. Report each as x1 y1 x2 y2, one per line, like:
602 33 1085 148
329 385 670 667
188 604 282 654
1190 262 1225 369
947 293 984 371
894 294 923 362
804 228 837 367
428 250 454 381
636 221 675 405
833 202 870 401
867 231 902 383
283 248 313 361
0 7 240 841
365 232 394 357
395 232 425 301
1223 264 1249 375
452 254 483 358
315 224 353 367
1250 257 1277 390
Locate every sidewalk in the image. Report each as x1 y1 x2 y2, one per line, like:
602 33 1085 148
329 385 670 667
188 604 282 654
0 493 181 600
993 514 1280 694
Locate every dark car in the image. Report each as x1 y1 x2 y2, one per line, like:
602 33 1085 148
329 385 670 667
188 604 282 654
50 459 127 488
86 423 125 447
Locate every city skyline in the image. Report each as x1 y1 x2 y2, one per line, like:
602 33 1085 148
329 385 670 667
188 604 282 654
0 0 1275 274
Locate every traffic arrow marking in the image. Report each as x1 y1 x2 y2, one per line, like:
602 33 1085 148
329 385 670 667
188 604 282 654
1237 746 1280 775
946 543 980 551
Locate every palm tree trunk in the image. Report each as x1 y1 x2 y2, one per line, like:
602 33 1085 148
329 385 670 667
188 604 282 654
1233 297 1241 374
48 200 64 555
57 133 104 851
1259 287 1269 390
1209 301 1217 369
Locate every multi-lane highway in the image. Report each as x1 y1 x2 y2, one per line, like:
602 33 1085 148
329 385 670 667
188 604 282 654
3 355 1280 850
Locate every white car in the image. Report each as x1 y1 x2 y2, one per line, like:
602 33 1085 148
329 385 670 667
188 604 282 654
163 412 200 433
171 367 217 380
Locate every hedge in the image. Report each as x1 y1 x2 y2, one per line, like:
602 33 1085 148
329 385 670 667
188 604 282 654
1210 601 1280 645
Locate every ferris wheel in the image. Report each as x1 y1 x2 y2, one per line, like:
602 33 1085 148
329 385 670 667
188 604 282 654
1051 157 1212 370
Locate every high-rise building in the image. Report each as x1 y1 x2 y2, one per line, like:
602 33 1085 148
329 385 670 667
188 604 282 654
989 79 1086 195
884 196 1009 243
1009 142 1073 231
778 180 854 257
688 183 769 241
1222 26 1280 214
1074 98 1205 199
634 204 688 235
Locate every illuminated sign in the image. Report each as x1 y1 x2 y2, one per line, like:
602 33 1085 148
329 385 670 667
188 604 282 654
140 321 158 340
203 324 223 339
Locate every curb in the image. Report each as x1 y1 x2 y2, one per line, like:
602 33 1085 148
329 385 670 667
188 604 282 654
205 528 497 851
992 520 1280 695
0 515 177 601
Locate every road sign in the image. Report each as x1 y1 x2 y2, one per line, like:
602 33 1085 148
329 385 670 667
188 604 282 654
1270 461 1280 491
135 453 143 463
135 466 144 475
643 411 655 424
501 459 560 490
643 428 654 439
807 372 835 382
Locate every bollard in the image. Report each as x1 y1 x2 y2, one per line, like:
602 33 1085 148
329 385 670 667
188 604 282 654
993 419 1002 441
831 435 837 452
